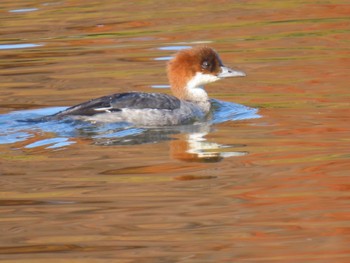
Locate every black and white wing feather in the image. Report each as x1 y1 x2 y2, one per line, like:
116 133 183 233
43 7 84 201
52 92 181 118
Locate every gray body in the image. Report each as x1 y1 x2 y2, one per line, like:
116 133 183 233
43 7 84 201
52 92 210 126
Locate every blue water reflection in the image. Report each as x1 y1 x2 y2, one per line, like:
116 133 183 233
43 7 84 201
158 46 191 51
25 137 75 149
9 8 39 13
0 43 43 50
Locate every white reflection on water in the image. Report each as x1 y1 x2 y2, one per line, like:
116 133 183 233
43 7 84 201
158 46 191 51
9 8 39 13
0 43 43 50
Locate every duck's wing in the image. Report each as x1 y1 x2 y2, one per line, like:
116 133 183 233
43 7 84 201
52 92 181 117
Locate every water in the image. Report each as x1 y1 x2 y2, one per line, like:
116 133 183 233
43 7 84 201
1 0 349 262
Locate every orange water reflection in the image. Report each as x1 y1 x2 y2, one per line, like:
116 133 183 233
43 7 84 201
1 0 349 262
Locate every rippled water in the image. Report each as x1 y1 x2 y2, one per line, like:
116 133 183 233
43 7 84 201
0 99 259 147
1 0 349 262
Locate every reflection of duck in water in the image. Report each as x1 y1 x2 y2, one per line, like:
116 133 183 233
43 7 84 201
50 46 246 125
170 125 248 163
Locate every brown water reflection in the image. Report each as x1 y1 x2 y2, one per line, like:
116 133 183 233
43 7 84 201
1 0 350 262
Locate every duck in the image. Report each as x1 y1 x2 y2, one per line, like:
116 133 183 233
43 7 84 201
49 46 246 126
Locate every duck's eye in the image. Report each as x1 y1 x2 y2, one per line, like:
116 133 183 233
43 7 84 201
201 61 210 69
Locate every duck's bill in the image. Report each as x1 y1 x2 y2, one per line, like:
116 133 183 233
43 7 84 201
218 66 246 78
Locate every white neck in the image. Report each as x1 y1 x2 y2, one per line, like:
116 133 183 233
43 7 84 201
185 85 208 102
185 72 219 102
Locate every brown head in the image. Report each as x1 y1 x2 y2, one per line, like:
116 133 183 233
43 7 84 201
167 46 246 101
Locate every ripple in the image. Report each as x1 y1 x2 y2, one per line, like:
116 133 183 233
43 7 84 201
25 137 75 149
9 8 39 13
158 46 191 51
154 56 173 61
150 85 170 89
0 100 260 148
0 43 43 50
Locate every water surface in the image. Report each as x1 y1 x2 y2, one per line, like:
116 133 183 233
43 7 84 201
1 0 349 262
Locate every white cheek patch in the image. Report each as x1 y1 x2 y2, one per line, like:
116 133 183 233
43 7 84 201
187 72 220 88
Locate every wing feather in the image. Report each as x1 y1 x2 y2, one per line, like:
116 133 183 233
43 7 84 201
52 92 181 117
